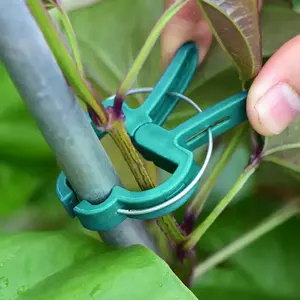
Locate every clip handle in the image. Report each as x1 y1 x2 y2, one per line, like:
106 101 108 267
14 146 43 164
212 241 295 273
172 91 248 151
137 42 198 125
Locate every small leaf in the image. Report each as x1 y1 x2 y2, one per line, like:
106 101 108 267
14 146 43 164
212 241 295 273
196 0 262 81
262 119 300 174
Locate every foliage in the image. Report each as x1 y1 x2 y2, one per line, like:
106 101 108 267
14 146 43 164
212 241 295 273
1 0 300 299
0 231 196 300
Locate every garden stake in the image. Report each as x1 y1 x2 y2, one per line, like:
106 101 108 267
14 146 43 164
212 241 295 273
0 0 157 251
57 43 249 231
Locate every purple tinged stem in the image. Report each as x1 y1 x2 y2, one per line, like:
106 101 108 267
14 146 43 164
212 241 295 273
181 211 196 235
113 93 125 119
248 129 263 167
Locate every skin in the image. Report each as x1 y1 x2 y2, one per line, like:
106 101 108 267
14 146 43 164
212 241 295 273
162 0 300 136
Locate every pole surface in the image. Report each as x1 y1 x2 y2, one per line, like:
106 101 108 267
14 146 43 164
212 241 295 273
0 0 157 251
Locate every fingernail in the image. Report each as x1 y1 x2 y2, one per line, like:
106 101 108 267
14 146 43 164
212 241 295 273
254 82 300 134
162 21 193 67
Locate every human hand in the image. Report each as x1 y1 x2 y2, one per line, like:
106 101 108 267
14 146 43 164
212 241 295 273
162 0 300 136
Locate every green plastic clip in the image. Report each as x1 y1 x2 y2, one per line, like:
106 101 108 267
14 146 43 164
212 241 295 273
56 42 248 231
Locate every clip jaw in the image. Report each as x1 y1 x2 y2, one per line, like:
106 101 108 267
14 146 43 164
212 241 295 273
56 42 248 231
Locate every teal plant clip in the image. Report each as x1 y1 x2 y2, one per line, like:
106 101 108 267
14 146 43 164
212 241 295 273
56 42 248 231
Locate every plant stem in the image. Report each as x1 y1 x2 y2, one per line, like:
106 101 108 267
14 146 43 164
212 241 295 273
193 200 300 279
185 167 256 250
109 120 186 244
188 124 247 217
29 0 186 244
26 0 108 124
0 0 157 250
109 120 154 189
262 143 300 157
115 0 188 102
49 0 84 73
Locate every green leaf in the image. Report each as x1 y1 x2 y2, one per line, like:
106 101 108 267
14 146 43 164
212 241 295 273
262 118 300 174
292 0 300 13
261 3 300 57
192 196 300 298
195 0 262 81
0 231 197 300
162 2 300 130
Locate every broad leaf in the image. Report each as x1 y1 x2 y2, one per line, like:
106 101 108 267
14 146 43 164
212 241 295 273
0 231 197 300
176 1 300 119
195 0 262 81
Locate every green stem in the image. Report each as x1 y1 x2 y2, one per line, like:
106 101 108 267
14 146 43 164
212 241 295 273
48 0 84 73
117 0 188 98
185 166 256 250
109 120 186 243
26 0 108 124
193 200 300 279
189 124 247 216
29 0 186 245
263 143 300 157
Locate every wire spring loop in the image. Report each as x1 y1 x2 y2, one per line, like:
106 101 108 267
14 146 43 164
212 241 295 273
113 88 214 216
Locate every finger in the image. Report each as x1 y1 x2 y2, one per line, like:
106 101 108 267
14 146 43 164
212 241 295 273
247 35 300 136
161 0 212 67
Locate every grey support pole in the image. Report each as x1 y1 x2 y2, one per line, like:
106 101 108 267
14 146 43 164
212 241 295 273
0 0 157 252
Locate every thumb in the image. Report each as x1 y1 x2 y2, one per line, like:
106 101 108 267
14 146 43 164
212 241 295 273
247 35 300 136
161 0 212 67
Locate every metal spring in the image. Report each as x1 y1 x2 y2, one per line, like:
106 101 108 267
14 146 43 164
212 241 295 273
108 88 214 216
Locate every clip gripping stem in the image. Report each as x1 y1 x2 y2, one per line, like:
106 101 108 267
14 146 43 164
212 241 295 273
56 42 248 231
